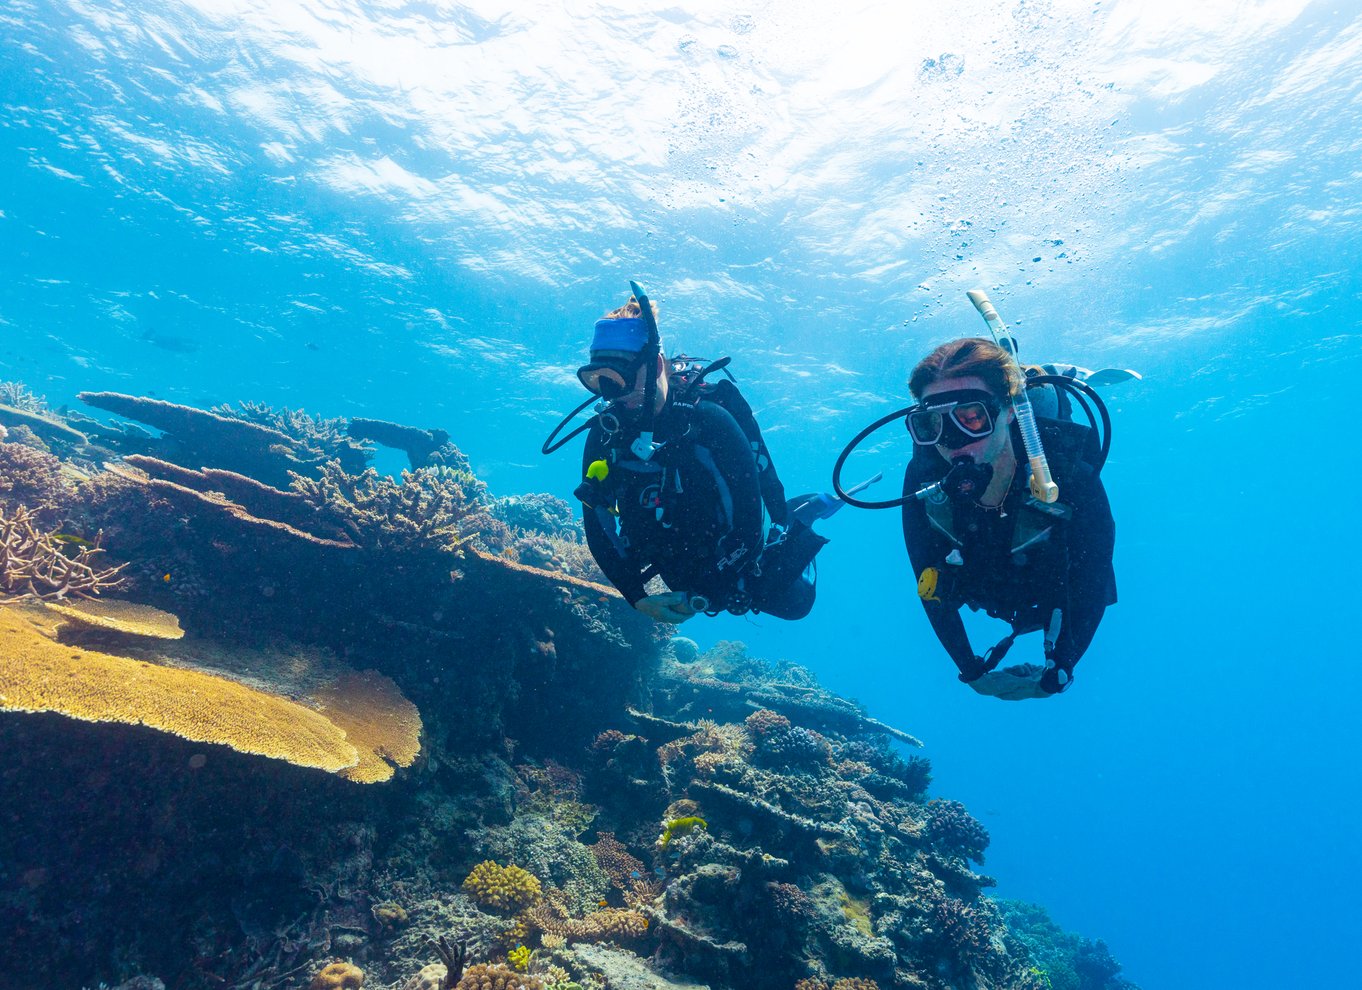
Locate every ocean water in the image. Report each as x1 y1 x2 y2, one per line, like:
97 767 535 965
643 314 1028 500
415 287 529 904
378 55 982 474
2 1 1359 987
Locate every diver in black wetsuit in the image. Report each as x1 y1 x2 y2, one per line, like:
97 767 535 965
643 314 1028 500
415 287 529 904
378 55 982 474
900 337 1116 697
568 291 822 624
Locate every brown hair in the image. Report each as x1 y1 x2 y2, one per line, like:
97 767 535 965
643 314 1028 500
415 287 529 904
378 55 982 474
908 337 1021 400
602 295 660 321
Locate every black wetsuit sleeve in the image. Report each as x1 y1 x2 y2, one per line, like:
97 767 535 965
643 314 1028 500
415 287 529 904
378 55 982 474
579 432 648 606
693 402 765 589
1053 466 1116 669
709 380 789 526
902 468 979 676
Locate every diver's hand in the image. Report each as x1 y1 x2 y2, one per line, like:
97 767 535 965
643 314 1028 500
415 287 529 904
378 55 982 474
957 654 995 684
635 592 697 624
1040 660 1074 695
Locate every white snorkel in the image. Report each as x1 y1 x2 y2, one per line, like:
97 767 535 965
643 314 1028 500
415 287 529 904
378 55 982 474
966 289 1059 504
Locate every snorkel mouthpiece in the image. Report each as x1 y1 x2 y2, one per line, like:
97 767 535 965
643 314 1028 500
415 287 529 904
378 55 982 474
966 289 1059 503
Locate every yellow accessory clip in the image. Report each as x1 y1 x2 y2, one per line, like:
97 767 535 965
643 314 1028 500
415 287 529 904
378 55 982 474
917 567 941 603
586 459 609 481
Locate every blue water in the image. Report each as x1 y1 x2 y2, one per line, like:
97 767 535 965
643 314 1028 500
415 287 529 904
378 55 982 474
3 2 1360 986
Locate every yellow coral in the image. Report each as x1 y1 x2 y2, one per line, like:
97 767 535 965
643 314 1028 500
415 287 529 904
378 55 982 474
42 598 184 640
314 670 422 783
372 901 409 928
310 961 364 989
0 606 359 773
462 861 543 912
507 945 532 971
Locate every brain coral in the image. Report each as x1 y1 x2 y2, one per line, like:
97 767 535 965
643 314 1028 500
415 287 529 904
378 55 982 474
455 963 544 990
314 670 422 783
0 606 359 774
462 861 543 912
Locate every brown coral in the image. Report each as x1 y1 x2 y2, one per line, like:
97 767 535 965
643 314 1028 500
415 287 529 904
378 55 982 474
454 963 543 990
462 861 543 912
310 961 364 989
590 833 660 908
314 670 422 783
0 605 359 774
526 900 649 943
0 441 73 525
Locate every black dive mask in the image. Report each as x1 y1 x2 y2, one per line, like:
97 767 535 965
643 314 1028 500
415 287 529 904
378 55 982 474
906 389 1001 449
942 455 994 503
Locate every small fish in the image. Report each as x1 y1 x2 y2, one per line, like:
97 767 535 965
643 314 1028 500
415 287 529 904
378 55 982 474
163 573 172 583
629 870 641 879
50 533 94 548
598 900 608 908
653 867 666 877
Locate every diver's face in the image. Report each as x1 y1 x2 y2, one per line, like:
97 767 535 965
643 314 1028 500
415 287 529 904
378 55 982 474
921 374 1013 464
616 354 668 413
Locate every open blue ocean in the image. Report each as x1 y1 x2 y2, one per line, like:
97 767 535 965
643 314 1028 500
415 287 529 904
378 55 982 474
3 2 1360 988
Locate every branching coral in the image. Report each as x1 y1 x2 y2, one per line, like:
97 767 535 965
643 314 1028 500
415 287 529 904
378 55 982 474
462 861 543 913
525 900 649 943
292 462 484 554
0 505 127 600
589 833 659 908
454 963 543 990
218 401 370 473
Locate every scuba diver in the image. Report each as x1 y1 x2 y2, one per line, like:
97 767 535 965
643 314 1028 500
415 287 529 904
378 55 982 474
834 291 1134 699
545 281 866 624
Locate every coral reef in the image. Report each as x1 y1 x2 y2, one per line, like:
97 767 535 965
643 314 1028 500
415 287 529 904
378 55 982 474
0 384 1135 990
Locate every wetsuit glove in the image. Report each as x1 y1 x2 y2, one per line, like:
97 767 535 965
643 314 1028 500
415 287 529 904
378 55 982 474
635 592 698 624
1039 660 1074 695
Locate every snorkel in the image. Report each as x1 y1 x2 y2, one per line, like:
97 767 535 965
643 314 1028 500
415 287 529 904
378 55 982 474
966 289 1059 503
628 279 664 461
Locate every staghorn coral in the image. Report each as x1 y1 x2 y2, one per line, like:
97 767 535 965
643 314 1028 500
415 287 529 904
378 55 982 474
314 669 423 783
0 605 360 773
310 961 365 989
293 462 483 555
923 799 990 863
0 505 127 600
463 861 544 913
455 963 544 990
0 380 48 413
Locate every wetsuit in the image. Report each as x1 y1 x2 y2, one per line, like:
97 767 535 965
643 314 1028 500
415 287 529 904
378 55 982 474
581 387 802 614
902 420 1116 681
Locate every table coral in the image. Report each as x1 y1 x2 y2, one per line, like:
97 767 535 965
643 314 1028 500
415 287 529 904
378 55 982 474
313 669 423 783
42 598 184 640
0 606 359 773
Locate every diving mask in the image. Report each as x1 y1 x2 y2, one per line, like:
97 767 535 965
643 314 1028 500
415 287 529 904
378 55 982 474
906 389 1001 449
577 356 647 400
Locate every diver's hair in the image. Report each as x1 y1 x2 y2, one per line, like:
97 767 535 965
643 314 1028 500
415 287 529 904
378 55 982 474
909 337 1021 400
603 296 660 321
